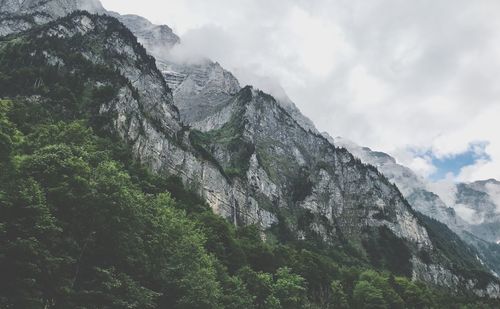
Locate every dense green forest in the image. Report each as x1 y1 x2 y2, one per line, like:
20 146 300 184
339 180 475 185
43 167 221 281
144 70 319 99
0 16 499 308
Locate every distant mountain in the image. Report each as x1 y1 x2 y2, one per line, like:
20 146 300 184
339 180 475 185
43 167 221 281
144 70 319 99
330 136 500 276
457 179 500 243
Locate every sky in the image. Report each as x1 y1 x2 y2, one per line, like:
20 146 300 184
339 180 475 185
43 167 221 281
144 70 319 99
101 0 500 183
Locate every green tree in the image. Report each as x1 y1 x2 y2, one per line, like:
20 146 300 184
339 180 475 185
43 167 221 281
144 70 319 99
0 179 69 308
145 194 222 308
238 266 275 308
75 267 159 309
273 267 308 309
353 280 387 309
359 271 404 309
220 275 255 309
330 280 349 309
394 277 432 309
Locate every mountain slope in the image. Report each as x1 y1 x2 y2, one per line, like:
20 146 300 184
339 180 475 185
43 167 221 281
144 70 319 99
331 136 469 233
1 1 499 299
457 180 500 242
331 136 500 276
159 59 241 124
0 0 245 134
185 85 499 294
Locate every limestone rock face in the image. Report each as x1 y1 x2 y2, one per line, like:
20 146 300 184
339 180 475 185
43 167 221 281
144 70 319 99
331 136 469 233
1 0 243 132
187 86 433 245
158 59 241 124
0 0 103 34
107 13 179 54
331 136 500 276
457 180 500 242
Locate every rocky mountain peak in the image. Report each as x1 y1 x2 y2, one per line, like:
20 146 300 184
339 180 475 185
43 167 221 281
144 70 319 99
107 12 180 55
158 59 242 124
2 0 103 16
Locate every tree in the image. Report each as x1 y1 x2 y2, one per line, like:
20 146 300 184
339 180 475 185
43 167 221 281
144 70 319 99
330 280 349 309
74 267 159 309
144 194 222 308
273 267 308 309
359 270 404 309
0 179 69 308
238 266 275 309
220 275 255 309
394 277 432 309
353 280 387 309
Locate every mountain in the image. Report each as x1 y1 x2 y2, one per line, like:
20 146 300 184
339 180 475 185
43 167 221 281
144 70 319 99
0 0 103 35
109 13 179 52
0 0 243 127
159 59 242 124
331 136 469 233
456 180 500 242
1 0 500 302
331 136 500 276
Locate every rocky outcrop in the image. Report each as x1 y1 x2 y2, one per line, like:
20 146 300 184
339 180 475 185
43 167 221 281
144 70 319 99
186 84 435 248
457 180 500 243
332 136 500 279
0 0 103 35
331 137 500 246
157 59 241 124
31 11 276 228
107 13 179 54
0 0 244 131
412 257 500 298
331 136 469 233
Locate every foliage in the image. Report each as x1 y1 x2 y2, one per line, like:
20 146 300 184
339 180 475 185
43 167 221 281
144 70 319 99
189 108 254 180
362 226 413 276
417 213 495 287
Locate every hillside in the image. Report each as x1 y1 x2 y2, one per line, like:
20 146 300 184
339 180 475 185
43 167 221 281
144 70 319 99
0 2 499 307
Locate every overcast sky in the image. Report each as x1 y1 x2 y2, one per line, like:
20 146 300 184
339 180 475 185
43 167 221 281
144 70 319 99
101 0 500 183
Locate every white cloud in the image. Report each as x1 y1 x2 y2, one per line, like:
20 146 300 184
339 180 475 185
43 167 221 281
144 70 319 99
427 174 457 207
454 204 482 225
485 182 500 214
101 0 500 181
408 157 437 179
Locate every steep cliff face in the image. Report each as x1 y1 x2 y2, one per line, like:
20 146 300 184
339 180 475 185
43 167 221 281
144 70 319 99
457 180 500 243
332 137 469 233
331 137 500 246
0 0 175 52
107 13 179 54
1 2 499 296
158 59 241 124
0 0 103 35
2 10 276 228
185 86 500 292
0 0 243 130
331 136 500 278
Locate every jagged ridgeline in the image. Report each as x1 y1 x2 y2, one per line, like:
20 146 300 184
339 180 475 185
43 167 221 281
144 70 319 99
0 5 499 309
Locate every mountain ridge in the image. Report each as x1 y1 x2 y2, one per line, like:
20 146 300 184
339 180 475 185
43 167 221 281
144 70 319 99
1 0 499 299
